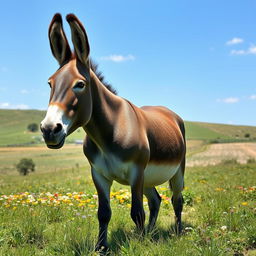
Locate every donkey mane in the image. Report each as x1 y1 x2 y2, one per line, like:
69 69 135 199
90 58 117 95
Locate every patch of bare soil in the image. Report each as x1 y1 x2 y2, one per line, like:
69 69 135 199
0 144 81 152
187 142 256 167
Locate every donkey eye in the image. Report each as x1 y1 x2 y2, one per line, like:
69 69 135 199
74 81 85 89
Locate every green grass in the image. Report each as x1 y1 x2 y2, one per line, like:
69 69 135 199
0 161 255 255
1 109 256 146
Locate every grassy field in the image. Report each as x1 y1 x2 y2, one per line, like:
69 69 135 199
0 161 255 255
0 145 88 175
1 109 256 146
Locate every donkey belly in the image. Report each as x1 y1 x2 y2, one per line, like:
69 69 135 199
91 153 180 187
143 164 180 187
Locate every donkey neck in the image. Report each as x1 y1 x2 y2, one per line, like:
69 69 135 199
83 70 122 152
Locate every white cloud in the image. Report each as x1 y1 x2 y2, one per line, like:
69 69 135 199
226 37 244 45
15 104 29 109
0 102 10 108
101 54 135 62
248 45 256 54
217 97 239 104
230 49 246 55
250 95 256 100
20 89 29 94
230 45 256 55
0 102 29 109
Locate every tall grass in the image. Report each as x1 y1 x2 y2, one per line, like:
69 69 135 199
0 162 255 255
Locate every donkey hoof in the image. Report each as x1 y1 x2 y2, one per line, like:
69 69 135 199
175 223 183 235
95 244 109 255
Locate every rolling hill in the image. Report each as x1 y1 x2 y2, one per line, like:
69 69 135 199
0 109 84 146
0 109 256 146
185 121 256 141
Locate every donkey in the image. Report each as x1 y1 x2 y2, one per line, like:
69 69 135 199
40 13 186 251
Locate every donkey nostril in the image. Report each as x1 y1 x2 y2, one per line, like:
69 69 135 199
53 123 63 134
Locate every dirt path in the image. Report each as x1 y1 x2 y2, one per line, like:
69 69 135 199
0 144 81 152
187 142 256 167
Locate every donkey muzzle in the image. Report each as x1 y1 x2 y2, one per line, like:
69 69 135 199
40 122 66 149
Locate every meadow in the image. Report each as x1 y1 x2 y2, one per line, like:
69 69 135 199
0 110 256 255
0 147 255 255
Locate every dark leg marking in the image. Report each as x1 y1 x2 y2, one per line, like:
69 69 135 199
131 189 145 231
130 170 145 231
144 187 161 231
171 194 184 234
91 169 112 252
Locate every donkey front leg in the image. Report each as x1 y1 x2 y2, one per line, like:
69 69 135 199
130 166 145 231
91 169 112 252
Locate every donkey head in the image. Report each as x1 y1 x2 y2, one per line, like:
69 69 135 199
41 14 92 149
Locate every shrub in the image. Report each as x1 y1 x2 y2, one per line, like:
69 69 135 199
221 159 238 165
209 139 220 144
27 123 38 132
247 158 256 164
244 133 250 138
16 158 35 176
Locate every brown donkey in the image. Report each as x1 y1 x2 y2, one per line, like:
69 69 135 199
41 13 186 251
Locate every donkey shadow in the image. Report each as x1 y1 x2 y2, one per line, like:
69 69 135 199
109 221 194 255
69 222 194 255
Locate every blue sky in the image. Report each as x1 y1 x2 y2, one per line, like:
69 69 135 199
0 1 256 125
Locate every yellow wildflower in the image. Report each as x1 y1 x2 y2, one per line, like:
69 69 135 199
215 187 224 192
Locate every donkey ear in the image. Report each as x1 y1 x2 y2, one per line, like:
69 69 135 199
66 14 90 65
48 13 72 66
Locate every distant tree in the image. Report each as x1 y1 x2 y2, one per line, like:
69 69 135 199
27 123 38 132
244 133 250 138
16 158 35 176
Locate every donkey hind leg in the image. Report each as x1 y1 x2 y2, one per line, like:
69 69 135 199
144 187 161 231
130 166 146 232
169 162 185 235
